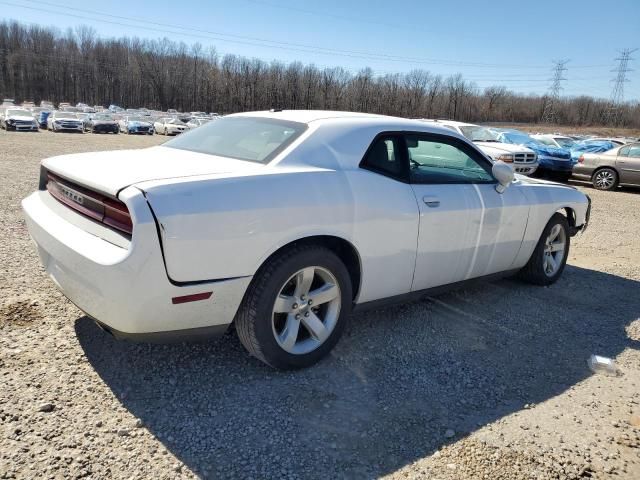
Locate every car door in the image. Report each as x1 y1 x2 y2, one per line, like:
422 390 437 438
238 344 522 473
406 132 528 291
616 144 640 184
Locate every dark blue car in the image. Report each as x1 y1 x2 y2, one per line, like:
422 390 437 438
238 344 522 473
37 110 51 129
493 129 573 179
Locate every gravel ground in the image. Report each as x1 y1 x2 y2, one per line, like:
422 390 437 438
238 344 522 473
1 130 639 480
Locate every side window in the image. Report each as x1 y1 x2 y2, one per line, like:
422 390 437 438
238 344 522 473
628 145 640 158
618 146 630 157
406 134 494 184
361 135 405 179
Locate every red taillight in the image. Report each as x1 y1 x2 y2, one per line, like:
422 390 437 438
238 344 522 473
46 173 133 235
578 155 585 163
103 198 133 234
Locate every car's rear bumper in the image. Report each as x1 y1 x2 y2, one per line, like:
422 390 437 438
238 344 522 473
571 164 593 180
22 188 251 339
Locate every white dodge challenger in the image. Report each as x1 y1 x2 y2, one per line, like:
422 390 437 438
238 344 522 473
22 110 591 369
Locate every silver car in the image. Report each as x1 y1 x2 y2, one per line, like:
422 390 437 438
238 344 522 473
572 143 640 190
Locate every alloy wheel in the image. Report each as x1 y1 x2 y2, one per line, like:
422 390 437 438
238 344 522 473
542 224 566 277
271 266 341 355
594 170 615 189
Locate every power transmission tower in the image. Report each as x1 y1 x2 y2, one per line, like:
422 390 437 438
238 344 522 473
603 48 637 126
541 59 569 123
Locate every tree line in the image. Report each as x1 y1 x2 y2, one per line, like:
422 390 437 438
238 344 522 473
1 20 638 127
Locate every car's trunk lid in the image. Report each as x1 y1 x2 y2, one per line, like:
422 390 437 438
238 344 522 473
42 146 261 196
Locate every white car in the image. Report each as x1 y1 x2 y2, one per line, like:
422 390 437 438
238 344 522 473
0 108 38 131
186 117 212 129
22 110 590 369
154 117 187 135
47 111 84 132
421 120 539 175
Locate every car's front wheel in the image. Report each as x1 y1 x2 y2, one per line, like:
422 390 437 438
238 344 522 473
518 213 570 286
235 245 352 369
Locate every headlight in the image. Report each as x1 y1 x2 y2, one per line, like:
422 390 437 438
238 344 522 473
496 154 514 163
7 119 15 125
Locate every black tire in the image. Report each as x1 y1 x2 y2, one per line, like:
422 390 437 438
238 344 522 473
235 245 352 370
591 167 618 191
518 213 570 286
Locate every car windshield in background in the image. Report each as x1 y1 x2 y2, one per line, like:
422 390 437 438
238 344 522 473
459 126 498 142
554 137 575 148
501 131 538 145
56 112 78 119
129 116 148 122
167 118 182 124
6 109 29 116
165 116 307 163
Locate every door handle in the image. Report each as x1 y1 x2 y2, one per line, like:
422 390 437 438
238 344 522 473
423 196 440 208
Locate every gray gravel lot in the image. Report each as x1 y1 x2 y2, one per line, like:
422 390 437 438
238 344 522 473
1 130 639 479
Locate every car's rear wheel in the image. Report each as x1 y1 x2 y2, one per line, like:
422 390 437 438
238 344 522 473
518 213 570 286
235 245 352 369
592 167 618 191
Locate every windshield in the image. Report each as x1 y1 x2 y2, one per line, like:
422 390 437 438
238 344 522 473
500 131 540 146
459 126 498 142
165 116 307 163
55 112 78 119
167 118 183 124
128 116 148 122
554 137 575 148
6 109 30 116
93 114 114 121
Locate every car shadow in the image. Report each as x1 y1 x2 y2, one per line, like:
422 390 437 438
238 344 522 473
75 265 639 479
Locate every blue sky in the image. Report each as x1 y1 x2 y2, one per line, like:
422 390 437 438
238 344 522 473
1 0 638 100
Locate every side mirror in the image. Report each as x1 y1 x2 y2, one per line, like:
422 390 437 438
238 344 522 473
492 161 514 193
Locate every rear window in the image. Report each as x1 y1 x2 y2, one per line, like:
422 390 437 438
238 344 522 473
165 116 307 164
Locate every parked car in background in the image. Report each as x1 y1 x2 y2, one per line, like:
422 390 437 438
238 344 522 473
586 137 632 147
84 113 119 134
531 134 575 149
22 110 591 369
186 117 211 129
47 111 84 132
421 120 538 175
118 116 154 135
569 139 616 162
37 110 52 129
154 117 187 135
573 142 640 190
493 129 573 180
1 98 16 107
0 108 39 131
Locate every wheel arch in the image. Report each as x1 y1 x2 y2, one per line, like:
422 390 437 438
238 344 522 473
591 164 619 179
254 235 362 301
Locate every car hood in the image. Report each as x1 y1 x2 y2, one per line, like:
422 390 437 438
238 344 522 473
41 146 261 196
128 121 152 127
474 142 534 155
7 114 35 121
92 120 117 125
54 116 82 122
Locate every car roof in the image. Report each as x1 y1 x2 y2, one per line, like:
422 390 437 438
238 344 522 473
231 109 393 124
418 119 476 127
228 110 463 136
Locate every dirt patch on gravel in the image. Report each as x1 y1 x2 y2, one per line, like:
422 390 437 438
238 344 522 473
0 299 43 328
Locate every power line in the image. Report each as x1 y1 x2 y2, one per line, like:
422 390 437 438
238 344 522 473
602 48 637 125
3 0 550 69
541 59 569 123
